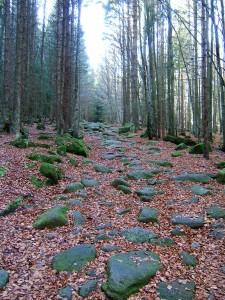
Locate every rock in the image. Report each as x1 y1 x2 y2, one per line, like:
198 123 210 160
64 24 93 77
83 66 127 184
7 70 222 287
111 177 130 188
120 227 157 243
0 166 7 177
190 185 210 196
216 169 225 184
57 145 67 156
191 242 201 249
81 178 100 187
215 161 225 169
73 211 86 225
102 250 163 300
172 151 182 157
138 207 159 223
135 187 157 197
0 270 9 289
206 206 225 219
68 199 83 206
58 285 73 299
94 164 112 173
189 142 212 154
95 222 112 230
149 237 174 247
33 205 70 229
157 280 196 300
56 136 88 157
187 197 199 204
171 173 212 183
64 182 84 193
163 135 196 146
117 209 131 215
180 251 198 266
101 244 122 252
39 163 62 184
126 170 154 180
148 159 173 167
175 143 188 150
0 196 23 217
116 185 132 194
170 214 205 229
95 232 111 242
171 227 186 236
118 124 133 134
69 157 78 167
208 229 224 240
79 280 98 298
28 152 62 163
51 244 96 273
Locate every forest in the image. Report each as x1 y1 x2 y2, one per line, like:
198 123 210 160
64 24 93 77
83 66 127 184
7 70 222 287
0 0 225 299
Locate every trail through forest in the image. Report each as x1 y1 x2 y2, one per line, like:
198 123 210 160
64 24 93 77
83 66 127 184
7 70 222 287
0 123 225 299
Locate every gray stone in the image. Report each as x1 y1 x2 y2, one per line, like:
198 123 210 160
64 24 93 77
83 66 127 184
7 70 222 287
171 214 205 229
0 270 9 290
111 177 130 188
81 178 100 187
79 280 98 298
102 251 163 300
51 244 96 273
69 199 83 206
208 229 224 240
94 164 112 173
188 197 199 204
180 251 198 266
117 209 131 215
64 182 84 193
171 227 186 236
135 187 157 197
191 242 201 249
95 222 112 230
120 227 157 243
157 280 195 300
126 170 154 180
149 237 174 247
138 207 159 223
190 185 210 195
58 285 73 299
116 185 132 194
33 205 70 230
95 232 111 242
101 244 122 252
206 206 225 219
73 211 86 225
171 173 212 183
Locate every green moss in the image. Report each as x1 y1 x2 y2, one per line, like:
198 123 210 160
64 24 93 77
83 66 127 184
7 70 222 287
0 197 23 216
163 135 196 146
57 145 67 156
69 157 78 167
38 135 52 140
10 138 36 148
39 163 62 184
189 143 212 154
24 163 37 169
0 166 7 177
30 175 45 188
172 151 182 157
56 136 88 157
216 169 225 184
28 152 62 163
140 130 148 138
215 161 225 169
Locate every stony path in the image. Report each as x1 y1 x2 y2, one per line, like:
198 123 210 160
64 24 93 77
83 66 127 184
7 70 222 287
0 123 225 299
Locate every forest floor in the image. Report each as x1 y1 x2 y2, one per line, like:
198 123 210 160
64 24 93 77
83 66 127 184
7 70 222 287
0 123 225 300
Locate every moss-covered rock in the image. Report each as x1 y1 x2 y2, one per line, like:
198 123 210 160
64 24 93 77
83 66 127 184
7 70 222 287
138 207 158 223
56 136 88 157
140 130 148 138
172 151 182 157
37 134 52 140
189 142 212 154
28 152 62 164
0 197 23 217
51 244 96 273
163 135 196 146
58 285 73 300
102 251 163 300
171 214 205 229
64 182 84 193
180 251 198 267
120 227 157 243
116 185 132 194
0 166 7 177
94 164 112 173
39 163 62 184
149 237 175 247
33 205 70 229
215 161 225 169
79 280 98 298
148 159 173 167
57 145 67 156
157 280 196 300
206 206 225 219
111 177 130 188
171 173 212 183
81 178 100 187
126 170 154 180
118 124 133 134
190 185 210 196
69 157 78 167
216 169 225 184
10 137 36 148
175 143 188 150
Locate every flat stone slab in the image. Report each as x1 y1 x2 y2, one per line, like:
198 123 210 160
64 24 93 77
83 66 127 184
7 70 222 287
120 227 157 243
190 185 210 195
138 207 159 223
126 170 154 180
171 173 212 183
73 211 86 225
206 206 225 219
81 178 100 187
148 159 173 167
111 177 130 188
157 280 196 300
135 187 157 197
180 251 198 266
0 270 9 289
102 251 163 299
33 205 70 230
94 164 112 173
170 213 205 229
51 244 96 273
79 280 98 297
64 182 84 193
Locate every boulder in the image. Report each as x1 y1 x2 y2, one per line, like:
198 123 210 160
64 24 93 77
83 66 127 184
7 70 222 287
157 280 196 300
33 205 70 229
73 211 86 225
170 214 205 229
79 280 98 298
135 187 157 197
111 177 130 188
28 152 62 163
120 227 157 243
39 163 62 184
215 161 225 169
58 285 73 300
116 185 132 194
56 136 88 157
102 251 163 300
126 170 154 180
64 182 84 193
51 244 96 273
171 173 212 183
138 207 159 223
189 142 212 154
